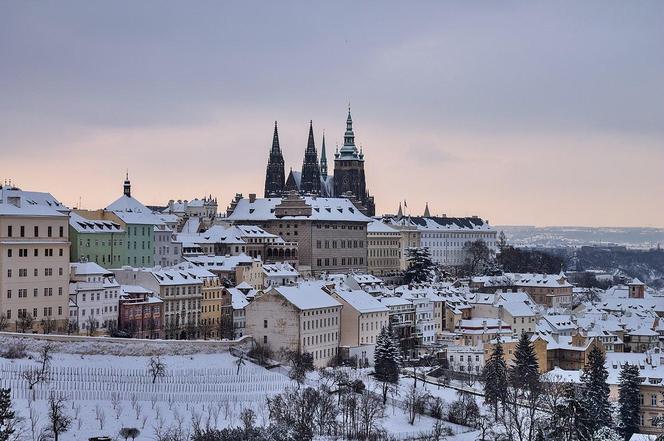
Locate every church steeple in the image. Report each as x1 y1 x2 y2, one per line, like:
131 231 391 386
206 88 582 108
338 107 360 159
300 120 321 195
423 202 431 217
320 131 328 179
264 121 286 197
123 171 131 197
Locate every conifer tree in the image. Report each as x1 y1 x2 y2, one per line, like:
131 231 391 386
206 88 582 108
0 388 16 441
580 344 612 431
509 332 541 394
550 383 592 441
618 364 641 440
374 327 402 404
404 247 435 284
482 337 508 420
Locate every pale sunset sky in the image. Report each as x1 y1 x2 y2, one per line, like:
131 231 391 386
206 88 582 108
1 1 663 227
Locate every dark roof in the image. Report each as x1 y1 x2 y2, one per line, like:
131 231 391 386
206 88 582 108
409 216 486 229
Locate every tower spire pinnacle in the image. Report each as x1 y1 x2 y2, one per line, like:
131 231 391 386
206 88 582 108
320 130 328 179
264 120 286 197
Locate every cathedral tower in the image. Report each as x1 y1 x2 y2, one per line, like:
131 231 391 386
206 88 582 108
300 121 321 195
333 109 375 215
320 132 328 180
264 121 286 197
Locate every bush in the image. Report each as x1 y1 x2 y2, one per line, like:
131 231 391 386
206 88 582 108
351 379 366 394
1 341 27 359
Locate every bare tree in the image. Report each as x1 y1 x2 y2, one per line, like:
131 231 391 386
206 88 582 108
22 342 53 390
46 393 71 441
86 316 99 337
40 317 56 335
404 383 429 425
357 391 383 439
94 404 106 430
28 403 40 441
148 356 167 383
111 392 122 419
0 313 8 331
17 314 34 333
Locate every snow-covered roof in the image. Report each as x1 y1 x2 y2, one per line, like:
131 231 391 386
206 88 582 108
0 186 68 212
69 212 124 233
367 220 399 234
71 261 112 276
168 262 218 280
226 288 249 309
106 194 150 213
334 289 389 314
388 215 493 232
271 283 341 311
185 254 255 271
378 296 413 308
228 197 372 222
263 262 299 277
0 202 66 217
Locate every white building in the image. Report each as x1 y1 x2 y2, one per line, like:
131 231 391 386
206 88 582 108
262 262 299 287
388 214 497 266
154 224 182 267
69 262 121 334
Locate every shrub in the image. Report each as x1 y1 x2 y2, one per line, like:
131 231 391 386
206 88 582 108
1 341 27 359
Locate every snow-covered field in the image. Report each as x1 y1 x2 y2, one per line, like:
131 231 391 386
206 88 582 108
0 338 478 440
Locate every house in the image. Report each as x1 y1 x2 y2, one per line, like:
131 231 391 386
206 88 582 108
118 285 163 338
331 288 389 366
245 282 342 367
112 267 202 339
0 191 70 332
69 262 121 335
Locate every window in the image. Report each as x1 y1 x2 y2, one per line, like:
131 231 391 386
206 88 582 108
34 226 39 237
264 319 268 328
7 249 11 258
7 226 12 237
59 226 64 237
47 226 52 237
263 335 268 344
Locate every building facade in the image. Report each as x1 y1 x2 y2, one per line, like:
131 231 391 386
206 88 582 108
367 220 401 277
0 201 70 331
227 193 371 275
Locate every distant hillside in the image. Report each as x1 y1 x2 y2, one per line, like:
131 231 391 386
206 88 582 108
575 247 664 289
499 225 664 249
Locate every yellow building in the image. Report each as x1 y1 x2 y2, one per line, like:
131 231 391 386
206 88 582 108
0 196 70 332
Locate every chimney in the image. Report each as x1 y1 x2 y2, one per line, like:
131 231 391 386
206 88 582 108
249 193 256 203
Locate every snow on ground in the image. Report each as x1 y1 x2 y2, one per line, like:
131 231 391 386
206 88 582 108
1 339 478 440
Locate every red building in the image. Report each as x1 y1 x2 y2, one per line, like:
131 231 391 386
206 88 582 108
118 285 164 339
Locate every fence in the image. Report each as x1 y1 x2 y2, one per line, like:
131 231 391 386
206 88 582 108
0 362 290 404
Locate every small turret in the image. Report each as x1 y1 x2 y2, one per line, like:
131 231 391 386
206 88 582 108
123 172 131 197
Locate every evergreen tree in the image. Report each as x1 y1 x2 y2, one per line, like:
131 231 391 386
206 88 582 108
618 364 641 440
482 337 508 420
509 332 541 394
374 327 401 404
403 247 435 284
549 384 592 441
0 388 16 441
580 344 612 432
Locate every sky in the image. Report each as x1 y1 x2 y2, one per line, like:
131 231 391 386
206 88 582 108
1 1 663 227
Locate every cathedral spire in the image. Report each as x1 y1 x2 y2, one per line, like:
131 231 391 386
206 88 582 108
424 202 431 217
397 202 403 218
300 120 321 195
271 121 281 154
320 131 328 179
264 121 286 197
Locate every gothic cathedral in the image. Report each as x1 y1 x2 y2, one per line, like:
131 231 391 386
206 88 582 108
263 109 375 216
